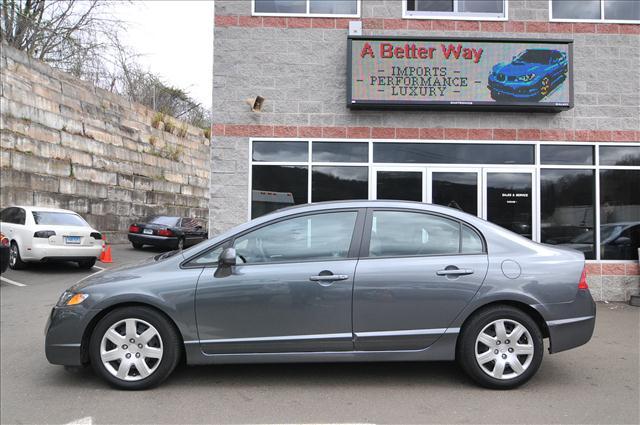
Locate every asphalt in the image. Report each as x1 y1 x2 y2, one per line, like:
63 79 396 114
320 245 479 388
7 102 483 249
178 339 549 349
1 244 639 424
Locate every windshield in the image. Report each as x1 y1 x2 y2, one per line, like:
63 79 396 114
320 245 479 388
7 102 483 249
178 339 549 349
514 50 551 64
145 216 180 226
32 211 88 227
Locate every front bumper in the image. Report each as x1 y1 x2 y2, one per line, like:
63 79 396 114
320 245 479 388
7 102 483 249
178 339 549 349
128 233 178 249
45 305 100 366
487 76 539 99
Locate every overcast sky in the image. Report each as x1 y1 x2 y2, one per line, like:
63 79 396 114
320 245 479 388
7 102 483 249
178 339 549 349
113 1 214 109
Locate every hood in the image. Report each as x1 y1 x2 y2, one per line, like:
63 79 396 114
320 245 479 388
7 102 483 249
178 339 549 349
71 250 184 292
492 61 545 77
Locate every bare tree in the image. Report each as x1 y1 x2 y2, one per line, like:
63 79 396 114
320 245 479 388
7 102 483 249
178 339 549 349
1 0 211 130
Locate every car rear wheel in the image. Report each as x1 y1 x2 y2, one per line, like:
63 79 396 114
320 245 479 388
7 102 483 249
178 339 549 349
132 242 143 250
8 242 27 270
89 306 181 390
457 305 543 389
78 258 97 269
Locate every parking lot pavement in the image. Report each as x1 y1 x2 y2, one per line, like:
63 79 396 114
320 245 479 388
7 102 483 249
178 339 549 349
1 245 639 425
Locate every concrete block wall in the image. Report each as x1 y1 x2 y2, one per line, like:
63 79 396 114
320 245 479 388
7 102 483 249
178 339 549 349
1 44 211 242
211 1 639 301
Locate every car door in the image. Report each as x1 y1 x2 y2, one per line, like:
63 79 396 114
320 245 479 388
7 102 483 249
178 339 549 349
0 208 17 238
194 208 365 354
353 209 488 351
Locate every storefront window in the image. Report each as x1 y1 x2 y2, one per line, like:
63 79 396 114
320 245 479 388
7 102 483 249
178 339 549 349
486 172 533 239
599 146 640 166
599 170 640 260
251 165 308 218
312 142 368 163
405 0 506 19
373 143 534 165
540 145 593 165
253 141 308 162
312 166 368 202
540 170 595 259
432 172 478 216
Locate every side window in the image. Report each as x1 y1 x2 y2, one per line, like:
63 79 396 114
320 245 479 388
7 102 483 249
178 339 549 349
0 208 14 223
15 208 26 225
187 245 226 266
461 225 484 254
234 211 358 264
369 211 460 257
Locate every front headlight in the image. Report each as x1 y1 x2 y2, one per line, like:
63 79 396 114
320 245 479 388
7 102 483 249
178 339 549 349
517 73 536 82
57 291 89 306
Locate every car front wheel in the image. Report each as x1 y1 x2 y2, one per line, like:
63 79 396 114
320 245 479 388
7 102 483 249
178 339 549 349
89 307 181 390
457 305 543 389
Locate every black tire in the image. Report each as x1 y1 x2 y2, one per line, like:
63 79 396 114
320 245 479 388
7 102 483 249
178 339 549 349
78 258 97 269
89 306 181 390
132 242 144 250
457 305 543 390
9 242 27 270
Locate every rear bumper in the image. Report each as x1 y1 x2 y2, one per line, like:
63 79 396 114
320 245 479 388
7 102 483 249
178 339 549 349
128 233 178 249
25 244 101 262
0 246 9 272
545 290 596 354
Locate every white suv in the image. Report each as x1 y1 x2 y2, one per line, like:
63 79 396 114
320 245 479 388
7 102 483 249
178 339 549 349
0 206 104 270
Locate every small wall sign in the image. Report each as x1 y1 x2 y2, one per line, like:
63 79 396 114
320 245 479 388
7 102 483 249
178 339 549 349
347 36 574 112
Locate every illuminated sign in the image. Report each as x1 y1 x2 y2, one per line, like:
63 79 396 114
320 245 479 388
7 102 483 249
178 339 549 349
348 36 573 111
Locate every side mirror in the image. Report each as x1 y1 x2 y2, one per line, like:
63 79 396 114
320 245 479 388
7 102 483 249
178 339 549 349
218 247 237 267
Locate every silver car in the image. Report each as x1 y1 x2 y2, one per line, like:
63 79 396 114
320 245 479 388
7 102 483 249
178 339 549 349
45 201 595 390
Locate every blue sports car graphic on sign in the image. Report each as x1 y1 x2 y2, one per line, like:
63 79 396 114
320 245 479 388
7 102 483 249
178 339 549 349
487 49 568 101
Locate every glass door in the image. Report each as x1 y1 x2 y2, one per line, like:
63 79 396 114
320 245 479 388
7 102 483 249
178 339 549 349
483 169 536 240
372 167 426 202
428 168 481 216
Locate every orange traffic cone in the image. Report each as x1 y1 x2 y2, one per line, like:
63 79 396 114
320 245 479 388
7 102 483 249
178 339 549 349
99 234 113 263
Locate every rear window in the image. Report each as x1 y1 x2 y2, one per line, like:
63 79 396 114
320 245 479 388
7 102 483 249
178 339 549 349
146 216 180 226
32 212 87 226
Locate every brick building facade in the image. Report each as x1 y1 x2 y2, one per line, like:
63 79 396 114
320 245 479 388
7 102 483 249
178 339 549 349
211 0 639 301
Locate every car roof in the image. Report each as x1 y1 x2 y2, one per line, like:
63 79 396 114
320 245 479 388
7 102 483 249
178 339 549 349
10 206 81 214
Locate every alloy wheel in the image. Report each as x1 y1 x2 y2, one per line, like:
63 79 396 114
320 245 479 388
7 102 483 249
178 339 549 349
9 244 17 266
540 77 550 96
100 318 163 381
474 318 534 380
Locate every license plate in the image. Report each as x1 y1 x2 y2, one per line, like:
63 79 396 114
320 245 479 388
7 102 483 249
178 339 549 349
143 229 153 235
65 236 81 244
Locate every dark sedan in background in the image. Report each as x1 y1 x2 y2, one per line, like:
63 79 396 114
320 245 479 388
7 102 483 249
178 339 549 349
128 216 207 250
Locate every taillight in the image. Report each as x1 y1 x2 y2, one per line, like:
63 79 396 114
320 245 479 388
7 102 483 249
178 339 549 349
0 237 8 247
578 268 589 290
157 228 174 237
129 225 140 233
34 230 56 238
90 232 102 240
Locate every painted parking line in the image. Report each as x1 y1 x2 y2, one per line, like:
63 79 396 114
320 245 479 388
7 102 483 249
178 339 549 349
0 276 27 287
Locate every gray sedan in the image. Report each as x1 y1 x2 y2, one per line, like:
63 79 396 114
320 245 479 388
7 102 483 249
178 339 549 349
45 201 595 390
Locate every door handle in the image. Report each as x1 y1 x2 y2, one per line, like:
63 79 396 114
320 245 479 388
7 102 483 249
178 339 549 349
436 268 474 276
309 274 349 282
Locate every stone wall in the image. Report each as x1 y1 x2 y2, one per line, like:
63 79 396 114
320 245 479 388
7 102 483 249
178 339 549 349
1 44 210 242
211 0 639 301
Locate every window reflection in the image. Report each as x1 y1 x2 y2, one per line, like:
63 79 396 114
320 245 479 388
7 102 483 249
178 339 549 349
376 171 423 201
374 143 534 165
254 0 306 14
312 142 368 163
540 170 595 259
432 172 478 216
312 166 368 202
600 170 640 260
252 141 308 162
309 0 358 15
599 146 640 166
540 145 593 165
251 165 308 218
